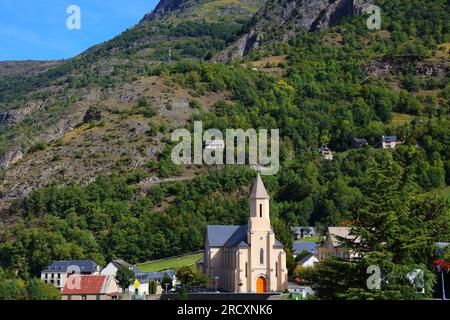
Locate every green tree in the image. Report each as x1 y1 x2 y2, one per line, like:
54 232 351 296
0 279 27 300
116 266 135 292
302 161 450 299
26 278 61 300
161 274 173 292
176 266 194 288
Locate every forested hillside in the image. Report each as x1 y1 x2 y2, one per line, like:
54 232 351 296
0 0 449 299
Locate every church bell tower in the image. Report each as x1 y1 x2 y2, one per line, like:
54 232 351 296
248 173 271 235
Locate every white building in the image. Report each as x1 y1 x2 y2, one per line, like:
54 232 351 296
101 259 133 277
41 260 100 290
382 135 399 150
297 253 318 268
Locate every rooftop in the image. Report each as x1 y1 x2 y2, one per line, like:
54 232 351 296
134 270 176 284
62 275 117 295
328 227 359 247
43 260 99 273
382 135 397 142
298 253 317 265
293 242 317 255
207 225 283 248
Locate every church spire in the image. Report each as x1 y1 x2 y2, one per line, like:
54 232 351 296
250 173 270 200
248 173 271 241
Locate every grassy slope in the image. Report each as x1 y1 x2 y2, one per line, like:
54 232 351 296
137 252 203 272
295 236 321 244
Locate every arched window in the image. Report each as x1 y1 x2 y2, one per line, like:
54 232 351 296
275 262 278 277
245 262 248 277
260 248 264 264
259 204 262 217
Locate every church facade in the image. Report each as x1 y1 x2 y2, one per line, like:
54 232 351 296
201 174 288 293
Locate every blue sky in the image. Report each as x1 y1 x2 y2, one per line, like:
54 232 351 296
0 0 159 61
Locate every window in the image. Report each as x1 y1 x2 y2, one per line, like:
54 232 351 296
245 262 248 278
276 262 278 277
259 204 262 217
260 248 264 264
82 295 87 301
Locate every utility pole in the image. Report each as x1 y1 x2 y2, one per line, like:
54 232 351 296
441 269 446 301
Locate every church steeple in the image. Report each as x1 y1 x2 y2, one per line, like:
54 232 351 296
250 173 270 200
248 173 271 231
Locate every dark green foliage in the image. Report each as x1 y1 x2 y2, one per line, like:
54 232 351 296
25 278 61 300
116 266 135 291
28 141 48 153
299 160 450 299
149 280 157 294
0 167 256 277
161 274 173 292
0 278 60 300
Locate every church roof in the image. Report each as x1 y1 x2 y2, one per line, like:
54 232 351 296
250 173 270 199
207 225 284 248
207 225 249 247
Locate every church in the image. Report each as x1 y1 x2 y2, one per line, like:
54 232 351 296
201 174 288 293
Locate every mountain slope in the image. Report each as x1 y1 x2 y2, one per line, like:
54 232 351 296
217 0 373 60
0 0 265 171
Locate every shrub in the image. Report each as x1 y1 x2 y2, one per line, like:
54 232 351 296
149 280 157 295
29 141 48 153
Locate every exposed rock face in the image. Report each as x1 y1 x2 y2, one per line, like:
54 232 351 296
0 151 23 171
0 101 44 129
365 58 449 78
218 0 373 60
143 0 187 20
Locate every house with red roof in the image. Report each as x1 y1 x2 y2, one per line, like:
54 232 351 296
61 275 119 300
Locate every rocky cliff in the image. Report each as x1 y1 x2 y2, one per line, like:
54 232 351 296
217 0 373 60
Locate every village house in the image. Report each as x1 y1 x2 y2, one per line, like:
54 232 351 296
100 259 133 277
129 270 177 296
201 174 288 293
382 135 400 150
41 260 100 290
291 227 317 240
317 227 361 261
353 138 368 148
297 253 318 268
319 147 334 160
61 275 119 300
